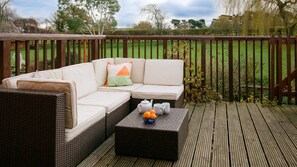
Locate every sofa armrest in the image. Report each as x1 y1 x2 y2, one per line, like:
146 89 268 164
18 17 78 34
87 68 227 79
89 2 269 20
0 88 66 166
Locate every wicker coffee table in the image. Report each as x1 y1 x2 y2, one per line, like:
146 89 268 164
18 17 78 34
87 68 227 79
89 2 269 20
115 108 188 161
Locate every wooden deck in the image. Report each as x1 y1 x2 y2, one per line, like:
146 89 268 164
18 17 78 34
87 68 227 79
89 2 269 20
78 102 297 167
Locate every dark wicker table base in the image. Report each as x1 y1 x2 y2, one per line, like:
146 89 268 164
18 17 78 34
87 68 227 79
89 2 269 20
115 108 188 161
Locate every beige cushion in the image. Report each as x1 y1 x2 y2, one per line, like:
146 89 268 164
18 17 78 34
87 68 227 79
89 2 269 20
34 69 63 80
144 59 184 86
92 58 114 86
132 85 184 100
97 83 143 93
17 78 78 129
62 63 97 99
115 58 145 83
2 72 34 89
106 62 132 87
78 91 130 113
65 105 106 142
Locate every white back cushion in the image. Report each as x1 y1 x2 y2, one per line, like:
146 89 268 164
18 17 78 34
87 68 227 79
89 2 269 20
115 58 145 83
92 58 114 86
144 59 184 86
17 78 78 129
34 69 63 80
2 72 34 89
62 63 97 99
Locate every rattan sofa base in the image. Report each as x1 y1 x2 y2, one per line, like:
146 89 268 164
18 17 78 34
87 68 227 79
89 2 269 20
0 88 115 167
105 100 130 138
0 87 185 166
0 89 66 167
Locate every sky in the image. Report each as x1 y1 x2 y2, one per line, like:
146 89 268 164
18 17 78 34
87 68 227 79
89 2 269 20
11 0 224 28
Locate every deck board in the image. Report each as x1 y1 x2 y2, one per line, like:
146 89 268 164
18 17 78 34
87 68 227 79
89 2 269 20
212 102 229 167
79 103 297 167
172 103 205 167
192 102 215 167
258 104 297 167
227 102 249 167
237 103 269 167
247 103 288 167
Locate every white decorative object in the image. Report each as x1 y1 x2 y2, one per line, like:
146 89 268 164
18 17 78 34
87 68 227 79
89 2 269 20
153 103 165 115
162 102 171 114
137 99 153 114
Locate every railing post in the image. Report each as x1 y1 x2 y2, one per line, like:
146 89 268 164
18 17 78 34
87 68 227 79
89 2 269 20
277 36 282 103
91 39 98 60
201 40 206 86
286 36 291 103
0 41 11 81
15 41 20 76
56 40 66 68
270 36 275 100
229 39 234 101
123 38 128 58
163 40 167 59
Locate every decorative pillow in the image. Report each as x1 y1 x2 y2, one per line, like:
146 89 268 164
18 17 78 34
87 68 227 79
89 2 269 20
107 62 132 87
17 78 78 129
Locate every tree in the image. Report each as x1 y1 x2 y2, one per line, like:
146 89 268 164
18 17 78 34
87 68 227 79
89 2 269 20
141 4 167 35
171 19 180 28
211 15 233 35
78 0 120 35
53 1 90 33
220 0 297 35
171 19 206 29
0 0 16 21
188 19 197 28
133 21 153 30
13 18 40 33
54 0 120 34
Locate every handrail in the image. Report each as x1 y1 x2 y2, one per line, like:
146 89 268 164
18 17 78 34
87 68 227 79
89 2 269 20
0 33 105 41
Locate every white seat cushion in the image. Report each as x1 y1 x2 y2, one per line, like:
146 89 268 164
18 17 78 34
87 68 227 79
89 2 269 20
114 58 145 83
65 105 106 142
92 58 114 86
62 63 97 99
132 85 184 100
97 83 143 93
34 69 63 80
144 59 184 86
2 72 34 89
77 91 130 113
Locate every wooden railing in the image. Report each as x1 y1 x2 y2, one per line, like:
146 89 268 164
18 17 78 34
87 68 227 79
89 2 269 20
1 34 296 103
0 33 105 79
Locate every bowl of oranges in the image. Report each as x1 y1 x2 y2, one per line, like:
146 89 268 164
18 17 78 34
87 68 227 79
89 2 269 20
142 109 157 124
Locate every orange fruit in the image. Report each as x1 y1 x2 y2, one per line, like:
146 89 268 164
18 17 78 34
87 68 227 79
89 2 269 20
143 111 151 120
150 114 157 120
149 109 156 115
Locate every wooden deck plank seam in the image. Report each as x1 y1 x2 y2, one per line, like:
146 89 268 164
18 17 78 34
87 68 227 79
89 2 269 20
237 103 269 167
259 105 297 166
186 104 206 167
246 104 280 166
225 103 232 167
174 103 206 167
257 104 297 166
248 103 288 166
277 106 297 149
209 103 216 167
234 102 251 167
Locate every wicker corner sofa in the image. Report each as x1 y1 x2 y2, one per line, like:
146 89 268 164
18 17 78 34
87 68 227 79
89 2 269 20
0 58 185 167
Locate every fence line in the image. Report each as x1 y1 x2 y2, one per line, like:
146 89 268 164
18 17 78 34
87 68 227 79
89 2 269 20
1 34 296 103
